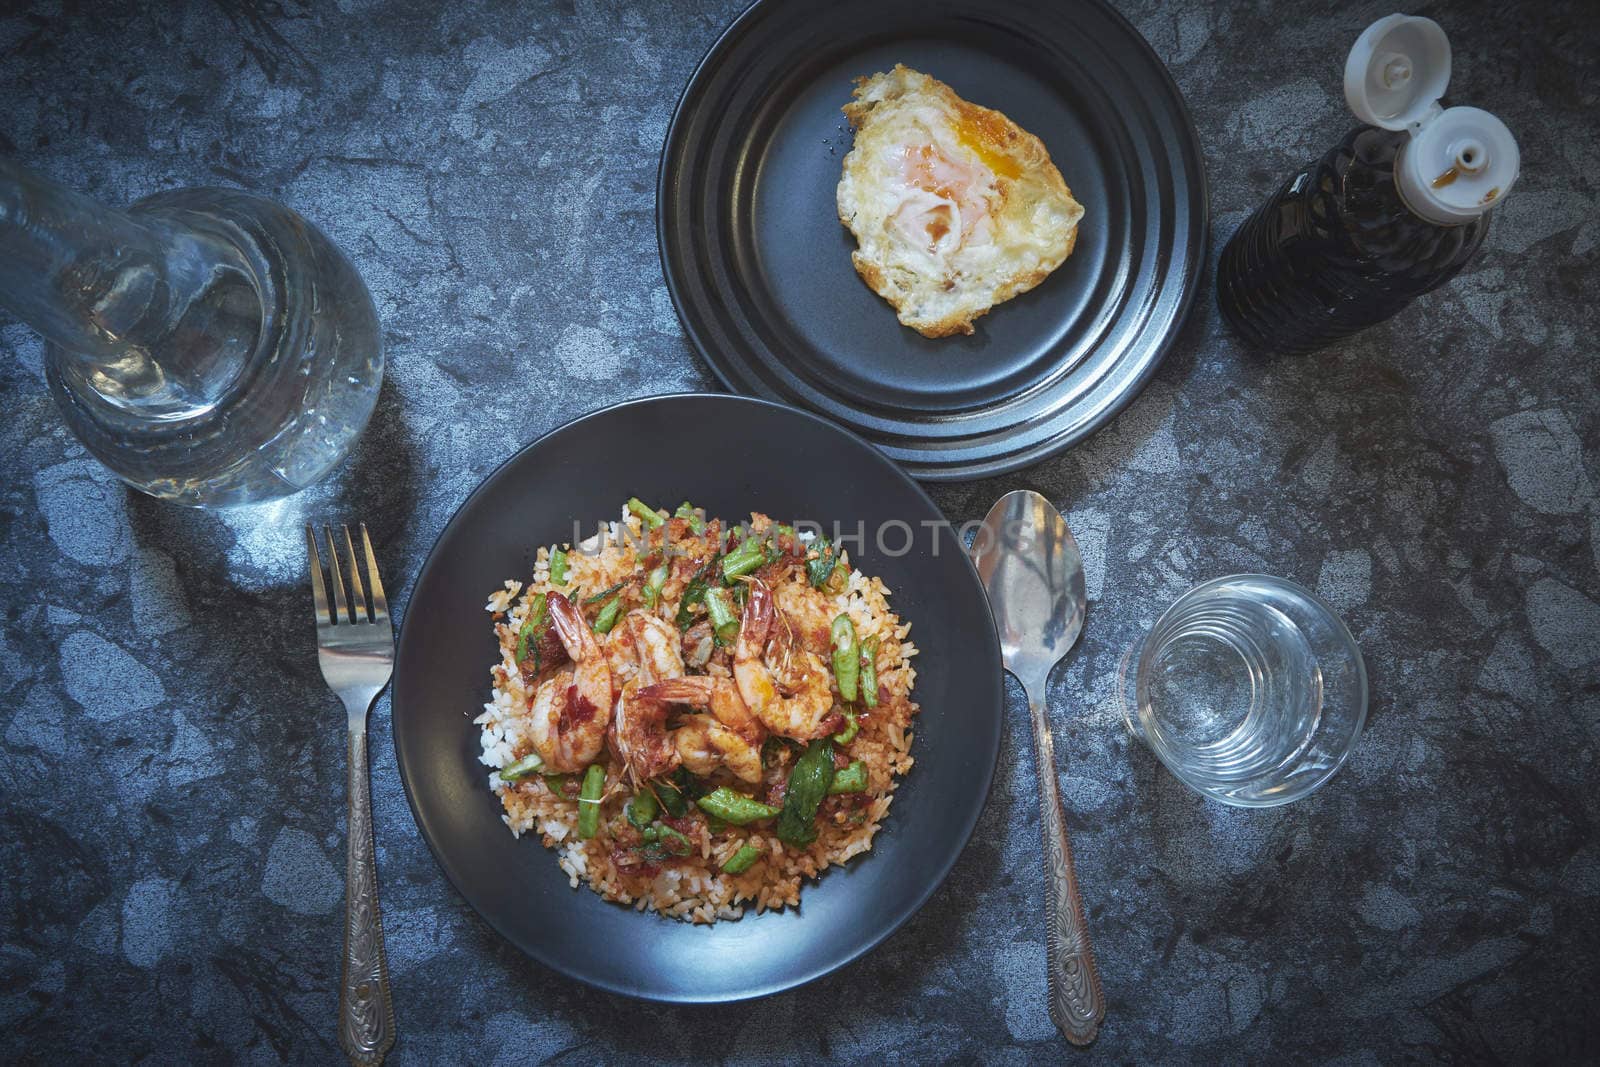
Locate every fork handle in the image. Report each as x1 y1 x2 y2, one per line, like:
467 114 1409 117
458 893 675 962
1027 691 1106 1045
340 723 395 1066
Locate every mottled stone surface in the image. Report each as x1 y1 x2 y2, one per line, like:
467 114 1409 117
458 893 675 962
2 0 1597 1061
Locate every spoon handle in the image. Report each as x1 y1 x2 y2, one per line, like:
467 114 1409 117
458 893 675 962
1027 693 1105 1045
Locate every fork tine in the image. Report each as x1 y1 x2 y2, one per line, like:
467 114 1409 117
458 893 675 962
342 525 368 622
361 523 389 623
306 524 331 627
325 526 350 624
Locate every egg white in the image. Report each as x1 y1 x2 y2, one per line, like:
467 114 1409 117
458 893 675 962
837 66 1085 338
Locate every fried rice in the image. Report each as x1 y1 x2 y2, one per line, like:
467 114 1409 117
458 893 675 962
476 505 920 923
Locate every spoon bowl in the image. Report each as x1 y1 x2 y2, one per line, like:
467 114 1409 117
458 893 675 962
971 490 1087 693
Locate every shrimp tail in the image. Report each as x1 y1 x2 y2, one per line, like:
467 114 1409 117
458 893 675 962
737 582 775 656
546 591 589 657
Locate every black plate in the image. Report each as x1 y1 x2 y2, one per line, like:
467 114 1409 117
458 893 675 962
392 395 1003 1002
659 0 1207 481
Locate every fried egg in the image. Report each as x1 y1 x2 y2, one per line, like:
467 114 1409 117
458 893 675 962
836 65 1085 339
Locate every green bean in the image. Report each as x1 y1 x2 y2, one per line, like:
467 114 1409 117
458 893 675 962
642 563 669 609
548 548 570 587
860 636 879 708
592 595 623 634
806 536 839 588
625 790 659 829
584 581 626 605
696 787 781 825
721 844 763 874
655 823 693 856
577 764 605 839
720 537 767 583
499 752 544 782
627 497 665 529
514 593 549 664
674 502 706 535
704 587 739 644
833 708 859 745
827 760 868 794
831 615 859 703
652 779 687 817
777 739 836 846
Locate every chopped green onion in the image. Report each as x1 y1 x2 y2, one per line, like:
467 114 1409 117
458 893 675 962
704 587 739 644
543 772 569 793
652 779 687 818
721 843 763 874
577 764 605 839
548 548 569 587
642 563 669 609
628 498 664 529
777 740 836 846
860 636 879 708
514 593 549 664
720 537 767 583
500 752 545 782
625 790 659 829
704 812 728 834
592 595 623 634
827 760 868 795
831 614 859 703
696 787 781 825
674 502 706 535
833 708 859 746
806 536 839 588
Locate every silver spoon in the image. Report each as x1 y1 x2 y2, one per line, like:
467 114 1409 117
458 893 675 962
971 489 1106 1046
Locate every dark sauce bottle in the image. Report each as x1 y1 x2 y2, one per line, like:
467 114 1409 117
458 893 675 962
1217 15 1518 355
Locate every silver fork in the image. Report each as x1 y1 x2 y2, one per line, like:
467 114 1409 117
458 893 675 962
307 523 397 1067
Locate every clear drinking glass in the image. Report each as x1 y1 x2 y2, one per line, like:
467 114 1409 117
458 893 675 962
0 158 382 506
1119 574 1368 806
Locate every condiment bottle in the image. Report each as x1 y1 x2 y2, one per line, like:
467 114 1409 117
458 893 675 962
1216 15 1519 354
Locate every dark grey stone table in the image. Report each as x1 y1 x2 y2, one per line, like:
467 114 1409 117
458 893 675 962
3 0 1596 1061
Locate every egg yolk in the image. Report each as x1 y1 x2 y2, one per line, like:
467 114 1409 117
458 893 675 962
954 112 1022 180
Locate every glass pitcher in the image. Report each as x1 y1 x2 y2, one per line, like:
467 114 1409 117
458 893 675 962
0 158 382 507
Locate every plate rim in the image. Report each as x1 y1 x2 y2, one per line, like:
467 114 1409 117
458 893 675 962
390 392 1005 1003
655 0 1210 481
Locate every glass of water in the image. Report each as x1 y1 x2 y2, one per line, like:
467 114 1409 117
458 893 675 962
1118 574 1367 806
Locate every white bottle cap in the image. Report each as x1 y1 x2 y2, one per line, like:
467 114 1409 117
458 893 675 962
1343 14 1519 225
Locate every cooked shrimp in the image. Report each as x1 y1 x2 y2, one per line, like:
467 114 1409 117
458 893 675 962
611 680 681 783
641 676 766 784
734 582 836 740
609 611 687 783
681 618 715 670
673 716 764 785
623 610 685 685
526 592 613 772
